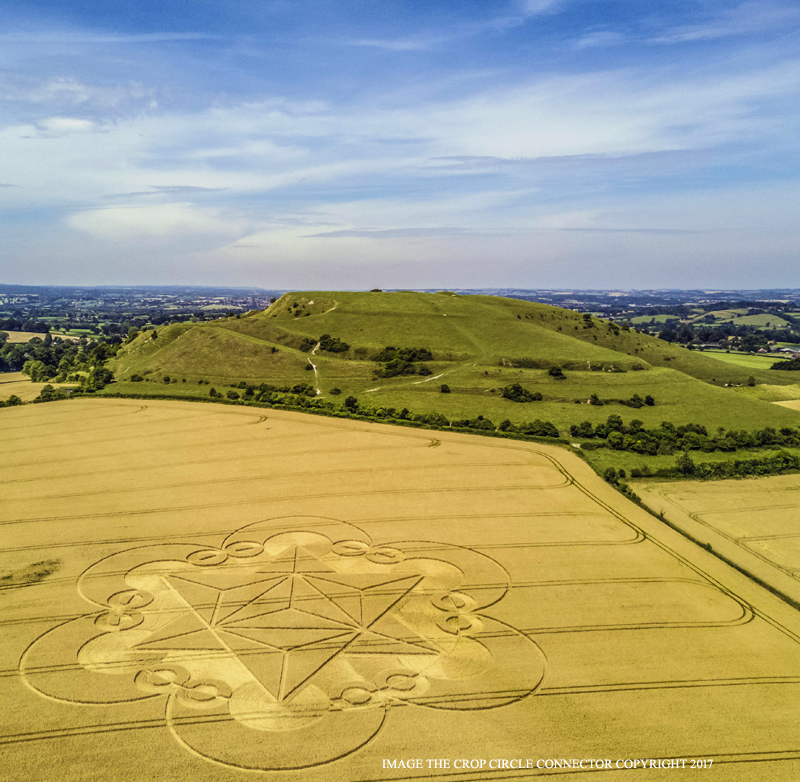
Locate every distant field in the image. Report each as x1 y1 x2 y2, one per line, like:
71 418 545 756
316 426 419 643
0 371 76 402
629 314 678 324
50 329 93 337
701 350 786 369
709 313 791 327
4 399 800 779
701 308 748 320
639 474 800 608
732 383 800 403
2 331 43 343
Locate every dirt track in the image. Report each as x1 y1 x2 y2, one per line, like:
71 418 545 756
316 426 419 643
2 398 800 781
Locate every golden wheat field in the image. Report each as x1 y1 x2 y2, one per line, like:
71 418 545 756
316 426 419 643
638 475 800 610
3 399 800 781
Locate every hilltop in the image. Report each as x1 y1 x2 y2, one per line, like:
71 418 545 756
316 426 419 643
108 291 800 436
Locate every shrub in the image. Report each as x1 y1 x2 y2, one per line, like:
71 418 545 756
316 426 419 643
130 374 143 382
329 387 342 395
440 384 451 393
548 366 565 379
502 383 542 403
289 382 315 396
517 419 559 438
318 334 350 353
227 390 240 400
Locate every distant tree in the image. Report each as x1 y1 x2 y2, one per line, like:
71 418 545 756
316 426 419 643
771 357 800 371
0 331 8 345
644 395 655 406
440 384 451 393
344 395 358 410
329 387 342 395
548 367 565 379
227 390 240 400
589 394 603 406
676 452 696 476
570 421 595 438
130 374 143 382
34 384 67 403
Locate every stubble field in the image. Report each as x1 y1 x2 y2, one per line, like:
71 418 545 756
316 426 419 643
2 399 800 780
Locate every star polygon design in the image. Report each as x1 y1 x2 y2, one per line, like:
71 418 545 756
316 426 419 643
135 544 440 701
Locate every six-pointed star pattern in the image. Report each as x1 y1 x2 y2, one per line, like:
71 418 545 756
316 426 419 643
136 545 439 701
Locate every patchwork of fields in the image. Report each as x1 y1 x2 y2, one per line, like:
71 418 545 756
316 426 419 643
3 399 800 780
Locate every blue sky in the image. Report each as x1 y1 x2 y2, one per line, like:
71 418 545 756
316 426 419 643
1 0 799 288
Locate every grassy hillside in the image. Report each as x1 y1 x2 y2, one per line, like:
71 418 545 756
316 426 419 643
108 290 800 435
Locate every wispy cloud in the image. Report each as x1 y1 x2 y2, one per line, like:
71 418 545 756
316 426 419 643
558 227 701 235
35 117 98 137
651 1 800 44
344 0 574 52
574 30 627 50
0 31 219 44
429 150 710 171
105 185 230 199
305 226 475 239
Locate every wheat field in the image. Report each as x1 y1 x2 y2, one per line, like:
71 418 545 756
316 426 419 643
2 399 800 780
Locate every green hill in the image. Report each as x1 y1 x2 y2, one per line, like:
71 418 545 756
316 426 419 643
108 291 800 434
